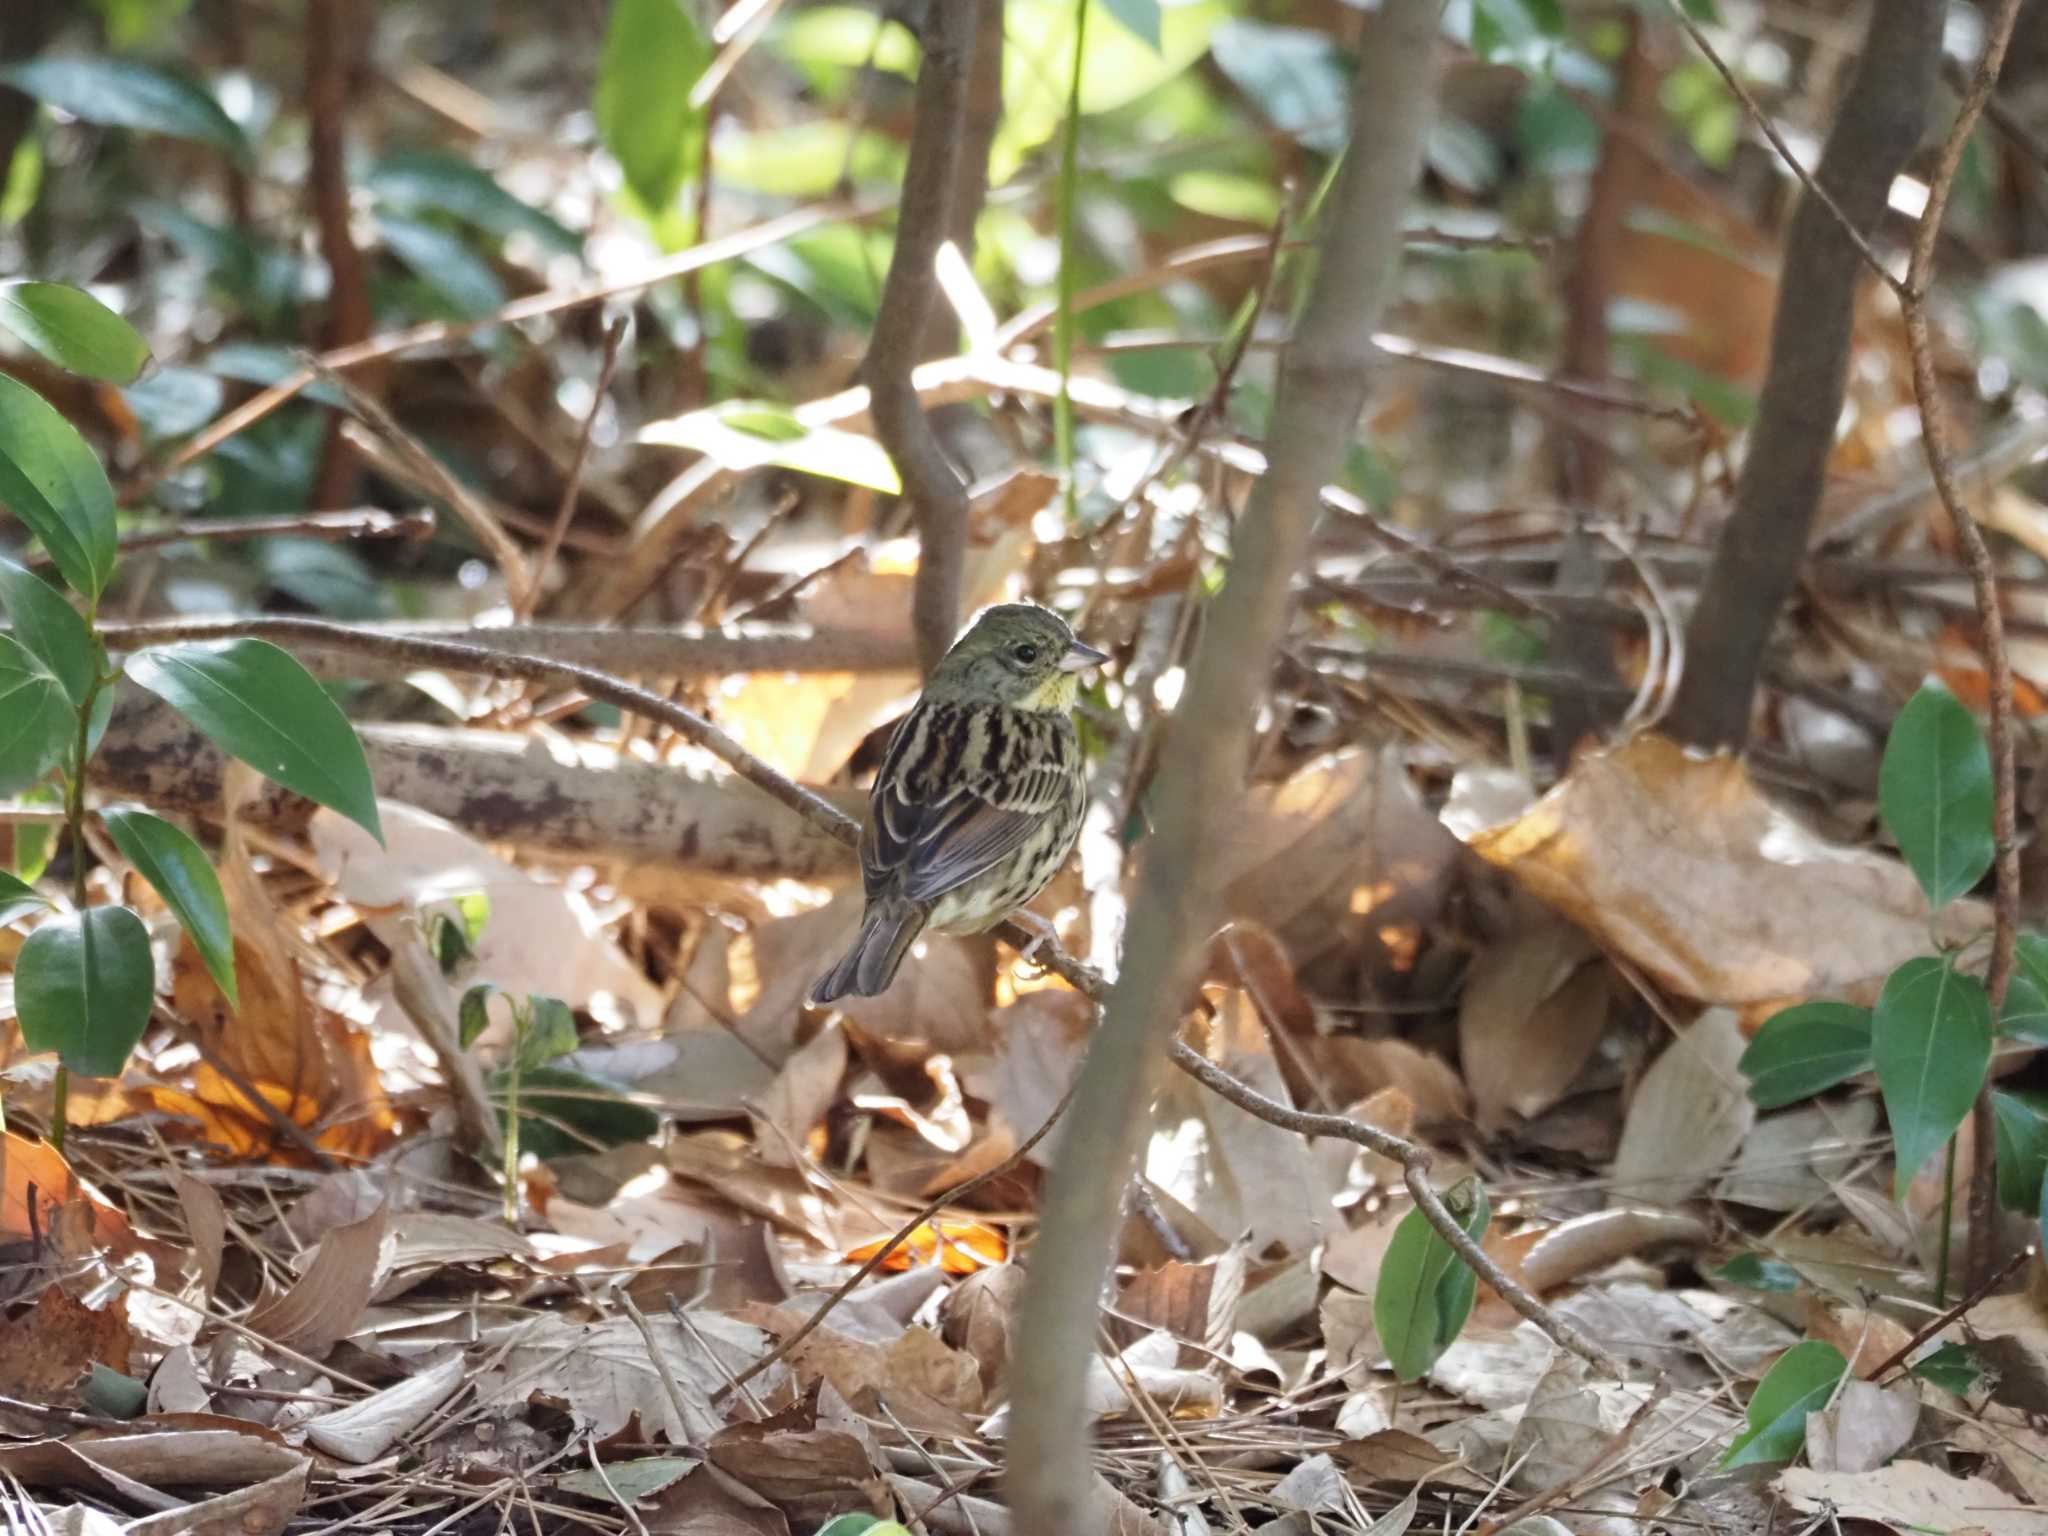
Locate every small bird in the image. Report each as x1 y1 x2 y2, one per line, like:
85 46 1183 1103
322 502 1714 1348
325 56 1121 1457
807 603 1106 1004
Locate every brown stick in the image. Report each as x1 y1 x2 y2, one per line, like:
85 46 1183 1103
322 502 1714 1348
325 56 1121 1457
305 0 373 511
20 508 435 569
1668 0 1942 748
1007 4 1446 1529
1901 0 2027 1290
862 1 977 676
524 317 627 622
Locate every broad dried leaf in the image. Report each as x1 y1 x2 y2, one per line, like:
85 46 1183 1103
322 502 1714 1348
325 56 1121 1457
244 1201 391 1357
1776 1462 2042 1535
1446 733 1987 1005
0 1283 134 1401
1459 911 1607 1129
1611 1009 1754 1205
1804 1377 1919 1473
753 1022 846 1167
646 1464 791 1535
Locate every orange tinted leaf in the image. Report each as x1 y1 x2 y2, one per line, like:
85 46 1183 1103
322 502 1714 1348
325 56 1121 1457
846 1219 1007 1273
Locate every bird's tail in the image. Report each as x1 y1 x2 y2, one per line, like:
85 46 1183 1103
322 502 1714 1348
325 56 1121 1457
807 898 926 1005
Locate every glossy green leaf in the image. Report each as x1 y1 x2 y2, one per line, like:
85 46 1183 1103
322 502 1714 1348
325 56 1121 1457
1100 0 1163 49
378 213 508 319
0 869 49 927
519 996 580 1071
1910 1340 1982 1395
1873 957 1993 1199
0 372 119 599
0 555 94 705
1992 1089 2048 1212
0 633 75 794
0 281 150 383
101 806 235 1008
1738 1001 1872 1109
1711 1253 1801 1293
1720 1340 1848 1469
2005 933 2048 1043
459 983 501 1050
557 1458 703 1505
15 905 156 1076
0 56 250 164
12 782 59 882
1880 682 1994 909
1373 1176 1491 1383
366 149 581 254
596 0 710 214
816 1519 910 1536
124 640 383 843
495 1064 661 1160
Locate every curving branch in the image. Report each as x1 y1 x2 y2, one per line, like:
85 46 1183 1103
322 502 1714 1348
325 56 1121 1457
862 1 978 675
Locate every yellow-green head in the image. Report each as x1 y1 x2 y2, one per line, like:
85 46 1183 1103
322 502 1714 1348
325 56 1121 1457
926 603 1107 712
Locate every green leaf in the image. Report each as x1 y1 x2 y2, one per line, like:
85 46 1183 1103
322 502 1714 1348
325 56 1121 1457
0 868 49 927
1738 1001 1872 1109
1720 1340 1848 1469
1209 20 1348 154
366 149 581 255
0 56 250 165
1373 1176 1491 1383
1099 0 1163 50
0 633 76 794
1910 1340 1982 1396
495 1064 661 1160
519 995 580 1070
123 640 383 844
1879 681 1994 909
0 372 119 599
0 281 151 383
1711 1253 1801 1293
1992 1089 2048 1211
557 1458 703 1505
817 1519 911 1536
100 806 235 1009
1873 957 1993 1199
378 214 509 319
12 781 59 882
2004 933 2048 1043
596 0 711 214
15 905 157 1077
459 983 501 1050
640 401 901 492
0 554 94 705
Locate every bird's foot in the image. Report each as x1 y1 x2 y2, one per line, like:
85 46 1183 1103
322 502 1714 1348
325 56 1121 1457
1007 909 1059 972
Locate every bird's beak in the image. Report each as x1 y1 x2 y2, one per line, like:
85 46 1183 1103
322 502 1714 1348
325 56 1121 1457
1059 639 1110 673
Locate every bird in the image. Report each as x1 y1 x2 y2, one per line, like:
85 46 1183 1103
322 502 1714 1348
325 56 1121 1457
807 603 1106 1005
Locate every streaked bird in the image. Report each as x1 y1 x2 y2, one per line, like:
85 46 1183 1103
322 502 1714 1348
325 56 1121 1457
807 603 1105 1004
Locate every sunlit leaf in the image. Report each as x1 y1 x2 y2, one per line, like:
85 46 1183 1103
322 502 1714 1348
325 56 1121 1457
596 0 710 214
0 55 250 165
0 372 119 599
16 905 157 1077
1100 0 1163 50
1879 682 1993 909
1873 957 1993 1199
124 640 383 843
1738 1001 1872 1109
1720 1340 1848 1468
101 806 236 1009
0 281 150 383
640 401 902 492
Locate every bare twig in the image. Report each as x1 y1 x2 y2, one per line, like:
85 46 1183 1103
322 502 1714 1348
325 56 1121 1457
863 1 977 675
305 0 373 510
1901 0 2027 1288
1008 4 1445 1528
20 508 434 569
1669 0 1942 747
524 316 627 621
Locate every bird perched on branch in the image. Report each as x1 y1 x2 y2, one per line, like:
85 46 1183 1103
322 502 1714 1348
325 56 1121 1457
807 603 1106 1004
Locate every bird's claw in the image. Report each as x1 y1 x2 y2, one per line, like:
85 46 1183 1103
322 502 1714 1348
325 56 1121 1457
1009 910 1058 971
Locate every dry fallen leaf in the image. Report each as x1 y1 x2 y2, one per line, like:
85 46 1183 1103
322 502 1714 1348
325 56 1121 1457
1776 1461 2042 1536
1611 1009 1754 1206
245 1199 392 1358
0 1282 134 1401
1445 732 1987 1005
1805 1377 1920 1473
1459 907 1608 1130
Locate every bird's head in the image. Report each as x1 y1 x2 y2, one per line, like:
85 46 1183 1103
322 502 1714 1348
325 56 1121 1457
927 603 1108 712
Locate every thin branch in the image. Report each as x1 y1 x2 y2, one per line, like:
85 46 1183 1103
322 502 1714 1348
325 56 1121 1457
1008 3 1446 1528
1164 1036 1624 1376
862 1 977 676
20 507 434 569
523 316 627 622
1669 0 1942 747
305 0 374 510
1902 0 2027 1289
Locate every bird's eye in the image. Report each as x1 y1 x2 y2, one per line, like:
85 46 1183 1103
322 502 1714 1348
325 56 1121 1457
1011 643 1040 665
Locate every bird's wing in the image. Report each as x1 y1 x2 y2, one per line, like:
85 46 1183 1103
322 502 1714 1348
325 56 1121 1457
863 703 1069 905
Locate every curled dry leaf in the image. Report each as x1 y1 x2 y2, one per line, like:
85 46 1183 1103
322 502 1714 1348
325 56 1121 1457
244 1200 392 1358
303 1352 466 1463
1116 1242 1248 1360
1511 1207 1714 1296
753 1021 847 1167
1804 1376 1920 1473
1445 732 1988 1005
